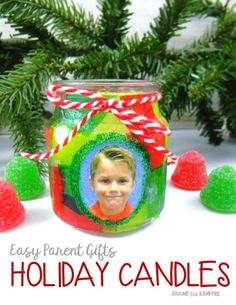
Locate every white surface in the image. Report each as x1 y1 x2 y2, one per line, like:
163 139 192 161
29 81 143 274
0 129 236 305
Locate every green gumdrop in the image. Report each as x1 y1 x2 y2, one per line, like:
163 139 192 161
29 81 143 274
5 156 45 200
200 165 236 213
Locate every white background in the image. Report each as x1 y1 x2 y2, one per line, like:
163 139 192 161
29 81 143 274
0 129 236 305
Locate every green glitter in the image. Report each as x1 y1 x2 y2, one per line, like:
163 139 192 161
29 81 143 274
5 156 45 200
200 165 236 213
69 132 150 226
145 163 166 218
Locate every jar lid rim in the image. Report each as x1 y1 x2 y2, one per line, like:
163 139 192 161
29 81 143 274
54 79 161 87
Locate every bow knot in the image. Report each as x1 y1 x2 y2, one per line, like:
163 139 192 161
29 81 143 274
21 84 176 164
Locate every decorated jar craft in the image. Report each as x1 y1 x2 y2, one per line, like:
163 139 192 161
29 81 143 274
22 80 176 233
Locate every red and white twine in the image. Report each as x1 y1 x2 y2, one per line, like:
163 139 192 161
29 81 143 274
21 84 177 164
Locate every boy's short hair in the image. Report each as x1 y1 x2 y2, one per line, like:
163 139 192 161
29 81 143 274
90 146 136 180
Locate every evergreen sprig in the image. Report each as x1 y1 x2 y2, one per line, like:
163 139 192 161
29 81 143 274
0 44 65 150
0 0 99 51
0 47 53 117
221 80 236 138
149 0 200 52
160 53 199 118
197 0 232 17
97 0 132 48
195 98 224 145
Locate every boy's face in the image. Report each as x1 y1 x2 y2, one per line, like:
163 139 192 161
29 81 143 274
90 157 135 216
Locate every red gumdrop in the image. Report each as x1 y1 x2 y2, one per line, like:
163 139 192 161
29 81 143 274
0 179 25 232
171 150 208 190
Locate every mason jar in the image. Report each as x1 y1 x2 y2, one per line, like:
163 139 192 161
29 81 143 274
46 80 170 234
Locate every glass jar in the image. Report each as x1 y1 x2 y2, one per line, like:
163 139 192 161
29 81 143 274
46 80 169 234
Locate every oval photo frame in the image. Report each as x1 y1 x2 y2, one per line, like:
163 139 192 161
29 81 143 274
70 133 149 225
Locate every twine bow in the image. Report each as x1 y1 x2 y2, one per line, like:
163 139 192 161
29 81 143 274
21 84 177 164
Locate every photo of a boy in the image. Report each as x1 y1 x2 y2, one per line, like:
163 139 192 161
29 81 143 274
90 146 136 222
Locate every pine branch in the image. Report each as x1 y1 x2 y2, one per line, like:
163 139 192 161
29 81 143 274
188 52 233 101
8 108 48 175
177 8 235 139
0 51 23 73
0 44 65 146
52 48 127 79
97 0 132 48
219 43 236 138
0 48 49 118
117 35 157 78
0 37 33 53
195 98 224 145
190 7 236 50
0 0 100 51
0 38 33 73
148 0 200 54
160 54 199 118
0 44 65 174
195 0 233 18
51 39 151 80
121 33 165 77
220 80 236 138
0 1 57 43
215 10 236 46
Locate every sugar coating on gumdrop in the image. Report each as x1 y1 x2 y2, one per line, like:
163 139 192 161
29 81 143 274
200 165 236 213
0 179 25 232
171 150 208 190
5 156 45 200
